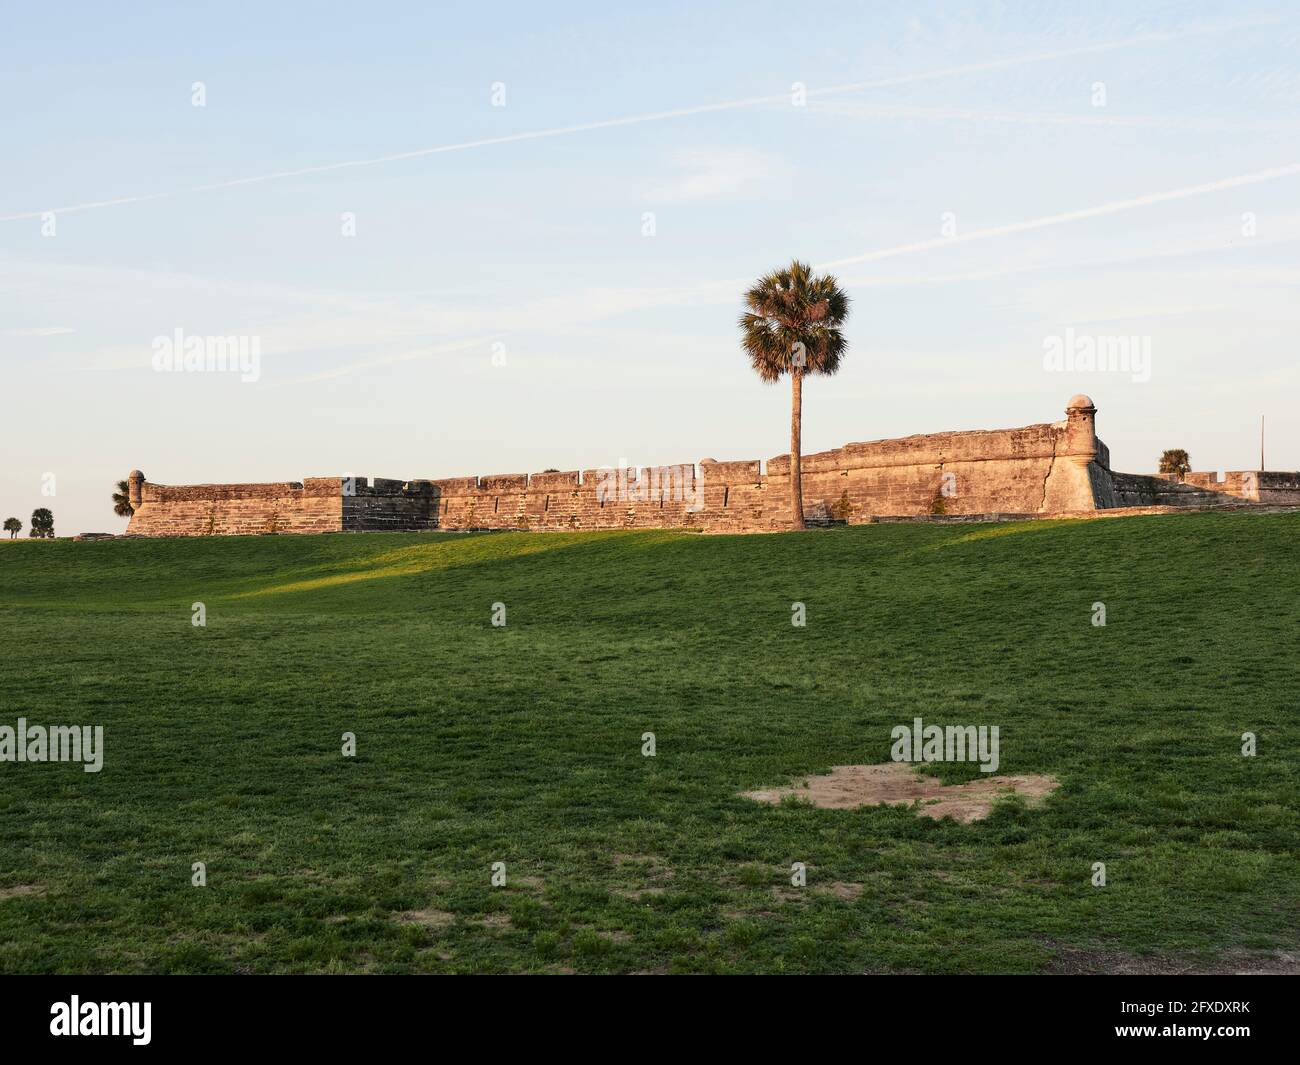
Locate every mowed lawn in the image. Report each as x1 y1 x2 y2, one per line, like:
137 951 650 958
0 513 1297 974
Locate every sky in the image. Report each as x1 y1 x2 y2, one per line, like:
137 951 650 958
2 0 1298 534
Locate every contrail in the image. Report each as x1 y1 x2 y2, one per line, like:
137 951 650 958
818 164 1300 270
657 163 1300 298
289 160 1300 384
0 20 1267 223
273 333 505 386
806 100 1300 134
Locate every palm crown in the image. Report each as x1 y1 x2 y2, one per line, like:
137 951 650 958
739 260 849 382
112 479 134 517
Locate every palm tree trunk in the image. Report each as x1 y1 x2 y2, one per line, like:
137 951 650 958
790 369 805 529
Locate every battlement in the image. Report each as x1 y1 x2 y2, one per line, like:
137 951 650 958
123 398 1296 537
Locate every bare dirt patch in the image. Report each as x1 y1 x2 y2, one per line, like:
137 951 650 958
616 885 667 901
742 763 1059 823
612 853 673 900
0 884 46 901
396 908 455 930
470 912 512 930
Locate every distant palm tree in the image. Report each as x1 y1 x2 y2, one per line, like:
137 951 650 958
3 517 19 539
112 479 134 517
1159 448 1191 481
30 508 54 539
740 260 850 529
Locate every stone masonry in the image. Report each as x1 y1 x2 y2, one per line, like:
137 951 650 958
124 396 1299 537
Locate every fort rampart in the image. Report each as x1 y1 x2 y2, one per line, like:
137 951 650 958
124 396 1296 536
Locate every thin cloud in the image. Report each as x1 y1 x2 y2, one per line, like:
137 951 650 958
645 149 782 203
835 227 1300 289
13 163 1299 386
817 164 1300 270
274 334 505 386
806 100 1300 133
0 19 1271 223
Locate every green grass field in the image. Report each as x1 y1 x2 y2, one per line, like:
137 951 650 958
1 513 1297 974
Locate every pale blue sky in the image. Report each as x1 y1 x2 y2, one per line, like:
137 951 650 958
3 1 1298 533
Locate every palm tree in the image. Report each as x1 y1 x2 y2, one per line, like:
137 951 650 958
740 260 850 529
1158 448 1191 481
112 479 134 517
3 517 19 539
30 508 54 539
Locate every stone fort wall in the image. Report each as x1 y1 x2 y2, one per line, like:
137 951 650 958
124 397 1294 537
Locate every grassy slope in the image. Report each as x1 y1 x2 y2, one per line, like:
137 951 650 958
0 513 1296 974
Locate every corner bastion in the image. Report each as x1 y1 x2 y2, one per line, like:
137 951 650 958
124 397 1299 537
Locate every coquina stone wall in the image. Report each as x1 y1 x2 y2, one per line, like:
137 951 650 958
126 477 343 537
1110 470 1300 508
123 396 1293 537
